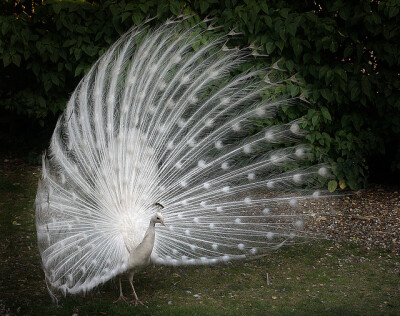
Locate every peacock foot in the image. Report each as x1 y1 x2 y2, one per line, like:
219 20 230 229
113 295 130 304
133 298 145 306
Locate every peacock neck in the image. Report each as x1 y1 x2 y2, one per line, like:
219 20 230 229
143 220 156 241
126 217 156 270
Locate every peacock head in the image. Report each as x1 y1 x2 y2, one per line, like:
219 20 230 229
152 212 166 226
152 203 166 226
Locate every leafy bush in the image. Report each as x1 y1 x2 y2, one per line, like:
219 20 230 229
1 0 399 189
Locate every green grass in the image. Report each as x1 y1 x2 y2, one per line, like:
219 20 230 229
1 161 399 315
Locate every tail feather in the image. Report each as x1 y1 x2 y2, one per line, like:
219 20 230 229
35 20 330 295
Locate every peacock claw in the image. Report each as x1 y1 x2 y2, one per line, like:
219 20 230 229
133 299 146 307
130 293 146 307
113 295 130 304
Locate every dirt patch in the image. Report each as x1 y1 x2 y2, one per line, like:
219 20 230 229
305 187 400 256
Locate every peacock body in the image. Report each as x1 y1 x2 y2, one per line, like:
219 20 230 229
35 19 330 298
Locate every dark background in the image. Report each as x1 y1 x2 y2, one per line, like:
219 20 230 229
1 0 399 188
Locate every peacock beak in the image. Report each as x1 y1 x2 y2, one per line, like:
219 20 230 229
161 218 166 227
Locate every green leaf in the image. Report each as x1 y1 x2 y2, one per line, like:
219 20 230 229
339 6 350 21
275 40 284 52
75 64 84 77
63 39 76 47
44 80 52 91
200 1 210 13
264 16 272 28
343 46 353 58
350 85 360 101
389 6 399 19
3 54 11 67
336 68 347 81
328 180 338 192
12 54 21 67
32 63 40 76
51 73 60 86
53 3 62 14
285 60 294 72
65 63 72 72
265 42 275 54
287 22 297 37
326 69 333 84
361 76 372 99
312 113 319 126
83 46 98 57
138 3 149 13
132 13 143 26
347 179 357 190
293 42 302 57
1 21 9 35
329 41 338 53
121 12 131 22
170 0 181 15
279 8 290 18
74 48 82 61
37 96 46 108
320 89 332 101
289 85 299 97
260 2 268 13
321 106 332 121
318 65 328 80
125 3 135 11
23 50 30 61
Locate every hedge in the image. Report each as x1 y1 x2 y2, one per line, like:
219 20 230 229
1 0 399 189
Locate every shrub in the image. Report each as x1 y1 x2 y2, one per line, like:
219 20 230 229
1 0 399 189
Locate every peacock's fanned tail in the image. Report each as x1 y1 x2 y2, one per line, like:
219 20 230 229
35 19 330 295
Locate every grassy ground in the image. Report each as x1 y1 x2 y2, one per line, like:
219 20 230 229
1 159 399 315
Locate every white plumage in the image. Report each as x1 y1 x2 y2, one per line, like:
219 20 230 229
35 19 330 301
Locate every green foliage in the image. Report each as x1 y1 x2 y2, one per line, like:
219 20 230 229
328 180 338 192
0 1 158 121
1 0 399 189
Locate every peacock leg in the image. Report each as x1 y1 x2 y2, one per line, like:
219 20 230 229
128 271 144 306
113 277 130 303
